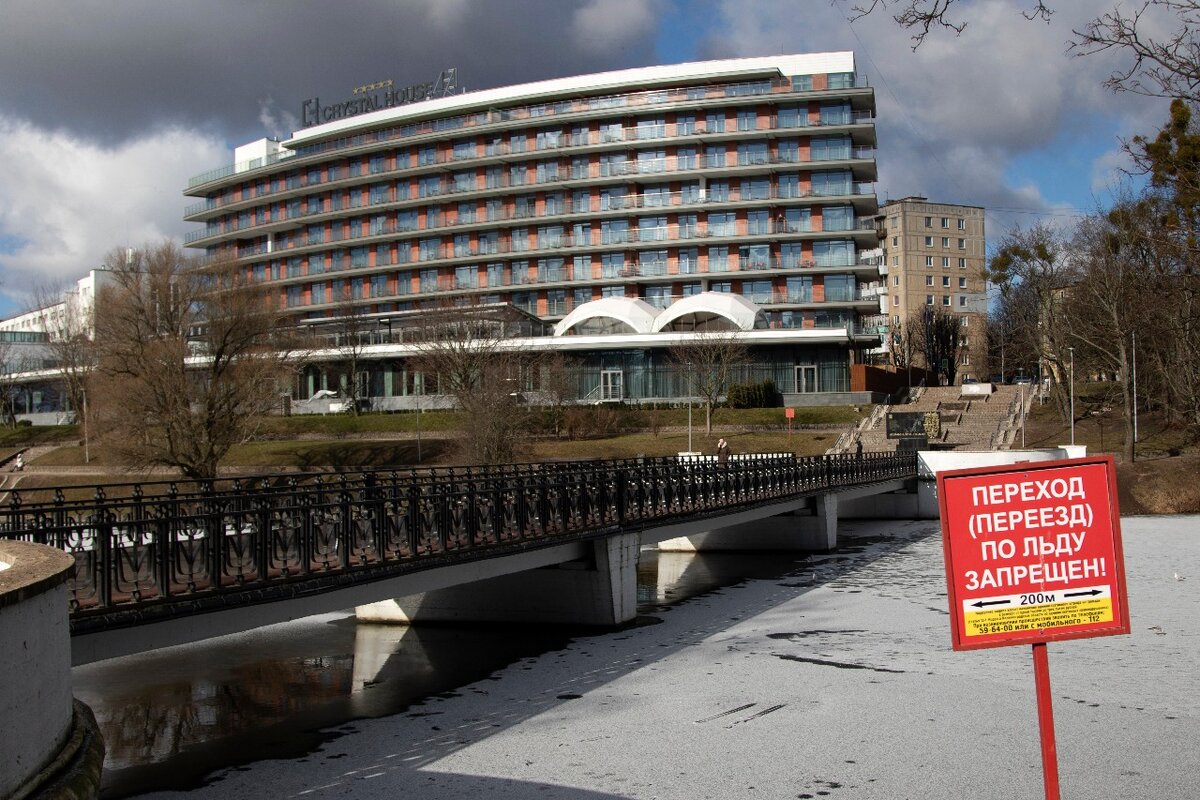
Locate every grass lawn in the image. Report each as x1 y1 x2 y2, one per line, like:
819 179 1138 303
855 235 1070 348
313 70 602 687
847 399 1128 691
21 404 857 476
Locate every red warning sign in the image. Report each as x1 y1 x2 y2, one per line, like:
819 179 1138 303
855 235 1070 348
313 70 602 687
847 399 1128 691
937 456 1131 651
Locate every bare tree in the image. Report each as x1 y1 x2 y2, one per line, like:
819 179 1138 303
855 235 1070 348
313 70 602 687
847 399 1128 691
91 243 294 480
1073 2 1200 104
537 352 577 438
987 224 1080 416
845 0 1200 111
668 331 748 435
0 336 24 427
891 319 919 370
908 305 963 385
409 306 536 464
845 0 1052 48
325 303 376 416
1065 203 1160 460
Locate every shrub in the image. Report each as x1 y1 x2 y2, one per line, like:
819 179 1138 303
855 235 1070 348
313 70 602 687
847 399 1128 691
726 379 779 409
563 405 633 439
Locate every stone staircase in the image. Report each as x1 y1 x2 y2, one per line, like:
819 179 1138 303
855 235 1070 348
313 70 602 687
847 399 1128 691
831 384 1033 454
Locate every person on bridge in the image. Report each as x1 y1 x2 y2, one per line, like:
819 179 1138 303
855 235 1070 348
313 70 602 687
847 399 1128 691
716 438 730 465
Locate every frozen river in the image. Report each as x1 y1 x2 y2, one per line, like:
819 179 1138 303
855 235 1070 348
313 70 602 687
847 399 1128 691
79 515 1200 799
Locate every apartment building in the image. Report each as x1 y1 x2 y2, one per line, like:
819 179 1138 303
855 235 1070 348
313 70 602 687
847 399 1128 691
878 198 987 382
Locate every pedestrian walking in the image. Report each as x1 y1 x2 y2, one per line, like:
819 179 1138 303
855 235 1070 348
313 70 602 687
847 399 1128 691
716 438 730 465
14 453 23 471
855 440 863 459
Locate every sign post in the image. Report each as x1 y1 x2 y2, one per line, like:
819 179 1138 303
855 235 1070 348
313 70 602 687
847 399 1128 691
937 456 1130 800
785 406 794 439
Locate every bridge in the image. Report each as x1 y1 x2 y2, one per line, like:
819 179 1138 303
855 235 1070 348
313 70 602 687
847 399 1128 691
1 452 918 665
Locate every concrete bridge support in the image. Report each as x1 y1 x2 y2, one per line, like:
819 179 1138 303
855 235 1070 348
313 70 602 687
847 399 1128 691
356 532 641 627
658 493 840 553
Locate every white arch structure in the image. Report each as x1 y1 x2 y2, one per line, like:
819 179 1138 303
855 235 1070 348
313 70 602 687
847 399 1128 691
553 297 659 337
651 292 764 333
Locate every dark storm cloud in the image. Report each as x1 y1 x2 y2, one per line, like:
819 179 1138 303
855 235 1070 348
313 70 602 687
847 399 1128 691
0 0 661 147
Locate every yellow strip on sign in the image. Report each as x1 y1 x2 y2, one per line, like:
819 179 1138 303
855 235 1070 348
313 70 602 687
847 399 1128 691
964 598 1113 637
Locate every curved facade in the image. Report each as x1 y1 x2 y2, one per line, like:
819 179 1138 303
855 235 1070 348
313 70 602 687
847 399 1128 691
184 53 885 403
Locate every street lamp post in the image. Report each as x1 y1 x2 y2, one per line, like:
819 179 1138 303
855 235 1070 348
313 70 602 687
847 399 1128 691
686 362 694 454
1131 331 1138 452
1068 346 1075 447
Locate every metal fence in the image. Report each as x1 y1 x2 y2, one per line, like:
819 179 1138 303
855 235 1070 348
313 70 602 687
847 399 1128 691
1 452 916 628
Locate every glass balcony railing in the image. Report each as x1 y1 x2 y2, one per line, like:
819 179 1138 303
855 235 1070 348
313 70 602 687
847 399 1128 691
188 74 874 193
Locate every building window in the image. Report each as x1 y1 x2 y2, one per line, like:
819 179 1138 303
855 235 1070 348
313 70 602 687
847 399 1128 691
959 277 967 288
747 209 770 234
942 257 950 268
941 217 950 228
891 236 898 247
893 275 900 286
959 258 967 269
742 280 772 303
926 294 934 305
958 218 966 230
925 256 933 267
924 216 932 227
678 247 699 273
924 236 933 247
926 275 934 286
942 295 951 306
958 238 966 250
708 246 730 271
942 276 950 287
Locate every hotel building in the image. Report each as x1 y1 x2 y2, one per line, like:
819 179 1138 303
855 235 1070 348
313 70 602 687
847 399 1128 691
183 53 886 406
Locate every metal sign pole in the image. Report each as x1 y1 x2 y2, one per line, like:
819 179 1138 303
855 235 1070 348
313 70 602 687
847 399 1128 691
1033 643 1061 800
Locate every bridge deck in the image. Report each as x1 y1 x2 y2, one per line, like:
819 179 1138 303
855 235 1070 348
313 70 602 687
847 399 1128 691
1 452 917 650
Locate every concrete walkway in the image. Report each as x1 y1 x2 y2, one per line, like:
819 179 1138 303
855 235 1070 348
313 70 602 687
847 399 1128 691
134 515 1200 799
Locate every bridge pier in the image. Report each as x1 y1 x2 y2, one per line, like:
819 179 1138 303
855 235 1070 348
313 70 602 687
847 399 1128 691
356 532 641 627
658 493 840 553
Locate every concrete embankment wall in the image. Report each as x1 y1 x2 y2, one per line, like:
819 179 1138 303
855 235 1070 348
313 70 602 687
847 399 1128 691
0 540 104 799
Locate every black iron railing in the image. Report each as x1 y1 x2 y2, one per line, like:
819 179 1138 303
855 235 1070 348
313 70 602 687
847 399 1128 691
1 452 916 628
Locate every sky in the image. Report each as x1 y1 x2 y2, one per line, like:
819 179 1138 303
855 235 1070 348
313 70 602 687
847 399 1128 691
0 0 1170 316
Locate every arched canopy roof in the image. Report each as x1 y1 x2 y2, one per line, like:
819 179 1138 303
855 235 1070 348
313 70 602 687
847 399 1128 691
652 292 765 333
554 297 659 336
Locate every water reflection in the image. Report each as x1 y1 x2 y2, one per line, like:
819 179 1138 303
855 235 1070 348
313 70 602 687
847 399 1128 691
75 547 813 798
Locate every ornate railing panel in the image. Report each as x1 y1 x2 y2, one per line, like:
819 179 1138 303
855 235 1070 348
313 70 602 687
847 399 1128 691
0 452 916 627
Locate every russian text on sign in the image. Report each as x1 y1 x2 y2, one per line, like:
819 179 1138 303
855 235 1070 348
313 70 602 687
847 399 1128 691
964 557 1108 590
971 477 1087 506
